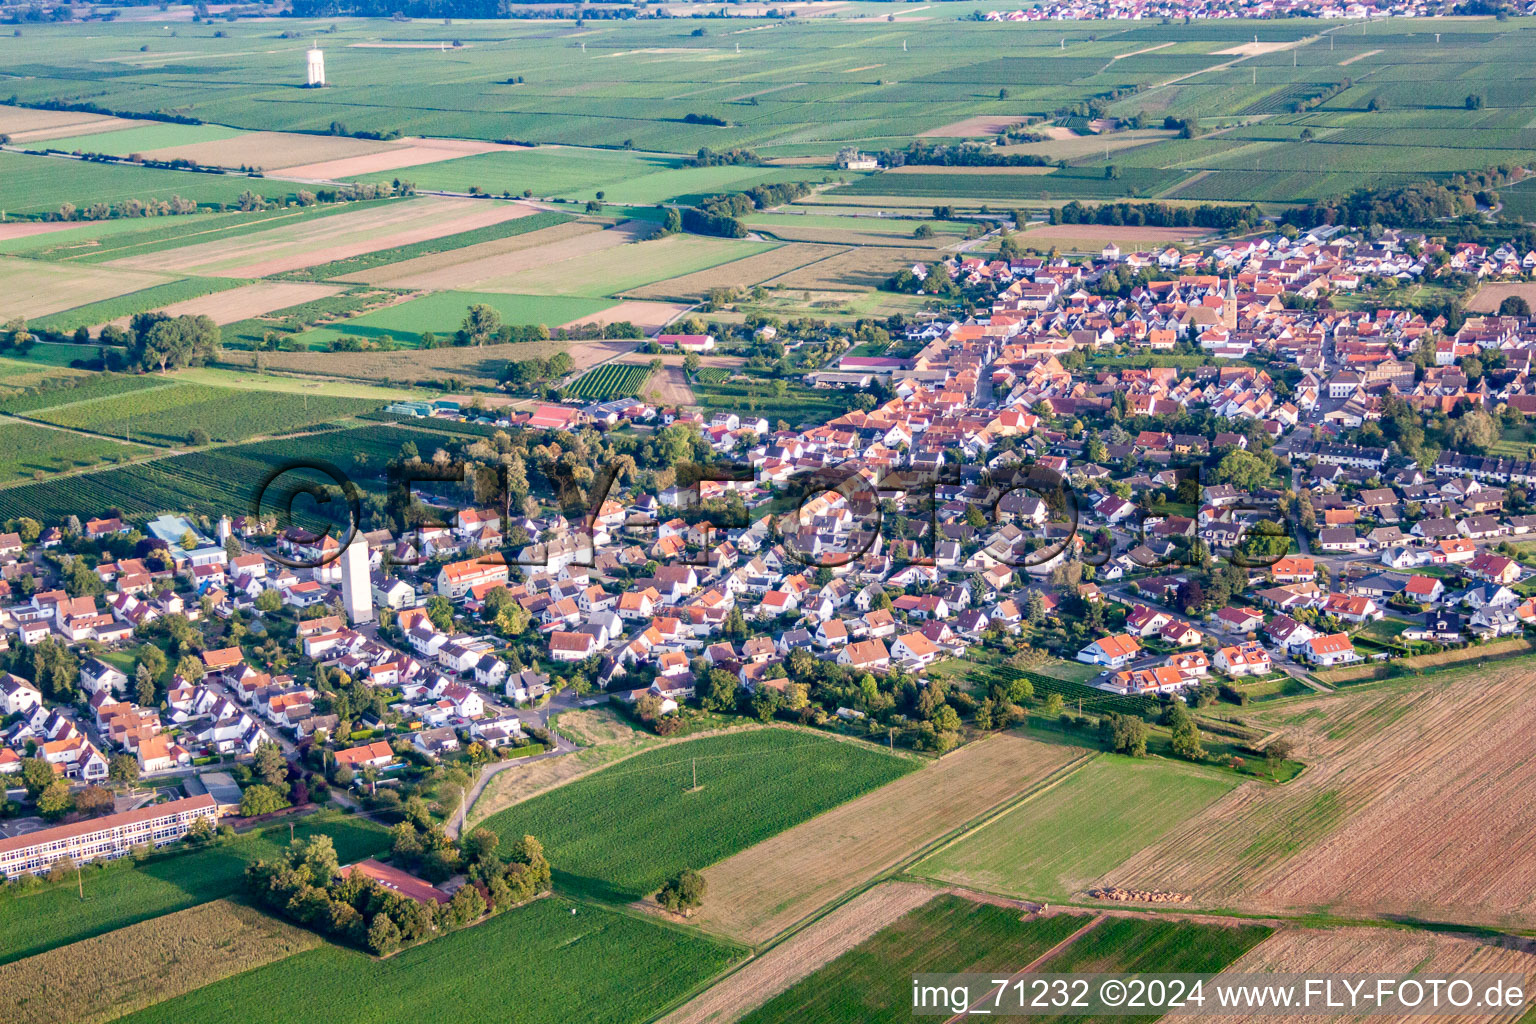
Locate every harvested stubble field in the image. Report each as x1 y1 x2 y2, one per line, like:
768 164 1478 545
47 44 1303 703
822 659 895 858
0 105 136 140
1467 282 1536 313
647 365 696 406
0 255 175 321
660 882 940 1024
219 337 637 387
625 243 848 301
138 131 396 173
692 731 1090 945
275 137 524 180
1161 926 1536 1024
558 299 689 333
112 196 533 278
1099 670 1536 928
102 281 345 329
765 245 939 292
336 219 611 290
481 728 919 901
478 234 772 299
0 898 322 1024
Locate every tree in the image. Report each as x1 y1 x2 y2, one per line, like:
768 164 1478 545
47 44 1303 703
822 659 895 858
75 785 115 817
702 669 739 712
1169 711 1204 761
37 779 73 819
447 882 487 925
367 912 402 955
174 654 205 685
255 588 282 612
20 757 55 799
1264 736 1295 777
239 784 290 817
459 303 503 347
1499 295 1531 318
136 664 157 706
254 741 289 787
426 595 454 633
137 644 167 682
655 867 706 914
109 753 141 783
1106 713 1147 757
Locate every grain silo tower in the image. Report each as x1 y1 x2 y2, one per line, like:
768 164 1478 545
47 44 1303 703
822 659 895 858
306 43 326 87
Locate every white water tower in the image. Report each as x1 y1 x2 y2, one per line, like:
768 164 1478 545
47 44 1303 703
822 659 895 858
306 44 326 87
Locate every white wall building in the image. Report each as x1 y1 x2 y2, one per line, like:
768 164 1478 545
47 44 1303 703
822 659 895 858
340 535 373 624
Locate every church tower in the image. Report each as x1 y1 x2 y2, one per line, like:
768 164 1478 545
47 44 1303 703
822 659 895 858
1221 276 1238 330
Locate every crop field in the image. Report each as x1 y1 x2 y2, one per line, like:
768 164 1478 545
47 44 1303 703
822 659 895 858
558 300 690 333
98 281 348 328
348 144 848 204
663 882 941 1024
739 896 1092 1024
216 337 638 389
834 167 1189 201
0 151 309 215
0 371 167 414
0 420 149 483
25 381 386 445
480 728 918 901
291 209 571 280
297 289 615 349
480 234 776 298
0 254 178 322
692 377 847 428
335 220 613 290
1 899 322 1024
767 245 945 292
217 286 397 348
0 203 373 264
0 357 93 401
1098 669 1536 927
1468 281 1536 313
693 731 1090 945
0 816 387 965
625 243 849 301
25 122 246 158
29 276 252 334
567 362 654 401
113 897 743 1024
0 422 469 524
913 755 1238 902
1161 927 1536 1024
109 196 532 278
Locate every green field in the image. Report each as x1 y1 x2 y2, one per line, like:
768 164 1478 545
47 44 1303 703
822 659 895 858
298 289 615 349
26 381 386 445
1031 917 1273 1024
834 166 1188 201
348 145 847 204
481 729 918 900
0 816 388 965
0 423 448 523
567 362 654 401
113 896 743 1024
0 419 147 482
691 378 846 429
0 372 167 414
914 755 1237 900
741 896 1092 1024
25 122 247 157
29 275 249 334
0 151 309 215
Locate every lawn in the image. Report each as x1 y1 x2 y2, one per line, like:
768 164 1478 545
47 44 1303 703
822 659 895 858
0 815 388 965
298 289 615 349
27 381 387 445
480 728 918 901
740 895 1092 1024
114 896 743 1024
0 419 148 482
913 755 1237 900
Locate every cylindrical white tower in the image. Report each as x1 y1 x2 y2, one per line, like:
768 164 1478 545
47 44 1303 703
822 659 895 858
306 45 326 87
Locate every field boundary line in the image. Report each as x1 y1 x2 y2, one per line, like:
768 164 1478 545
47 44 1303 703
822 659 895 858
7 379 183 417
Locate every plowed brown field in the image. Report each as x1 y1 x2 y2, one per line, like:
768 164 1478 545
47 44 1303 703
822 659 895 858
1162 927 1536 1024
1102 670 1536 928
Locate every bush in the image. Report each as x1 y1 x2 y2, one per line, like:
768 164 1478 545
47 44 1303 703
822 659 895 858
655 868 706 915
